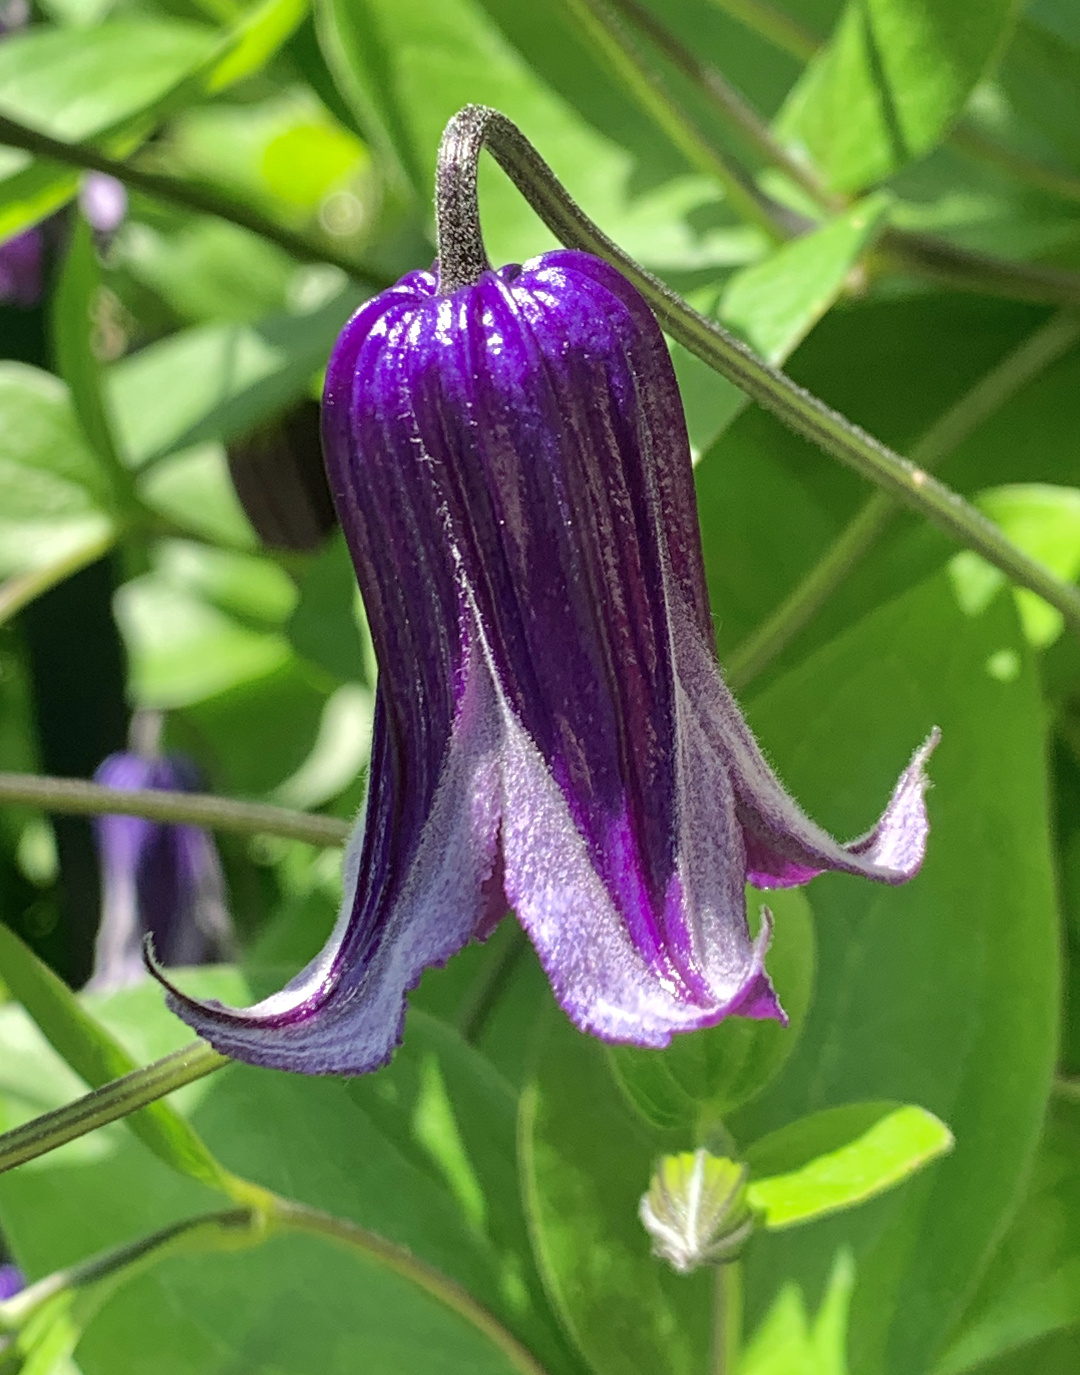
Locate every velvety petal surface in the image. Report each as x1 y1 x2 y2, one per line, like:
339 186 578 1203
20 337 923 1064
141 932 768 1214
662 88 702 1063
156 250 936 1074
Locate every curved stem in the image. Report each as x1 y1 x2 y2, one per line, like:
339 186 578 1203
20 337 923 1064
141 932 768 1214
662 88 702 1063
0 1041 227 1177
726 309 1080 686
0 772 351 847
445 106 1080 642
951 121 1080 208
269 1198 552 1375
436 111 494 293
0 114 391 289
557 0 794 238
880 227 1080 310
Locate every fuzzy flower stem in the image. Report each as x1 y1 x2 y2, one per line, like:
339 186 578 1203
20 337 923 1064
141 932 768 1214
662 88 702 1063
439 106 1080 644
0 772 350 847
0 1041 227 1177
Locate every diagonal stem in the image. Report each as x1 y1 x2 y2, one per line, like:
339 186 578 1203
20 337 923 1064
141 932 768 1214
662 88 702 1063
0 1041 227 1177
0 113 392 288
725 309 1080 687
0 772 351 847
557 0 794 238
438 106 1080 643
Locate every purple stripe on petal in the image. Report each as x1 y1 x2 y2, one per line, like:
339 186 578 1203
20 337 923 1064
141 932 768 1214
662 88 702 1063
150 248 937 1075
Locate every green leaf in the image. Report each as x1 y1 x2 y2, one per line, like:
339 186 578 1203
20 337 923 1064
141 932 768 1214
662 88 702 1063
933 1094 1080 1374
0 986 575 1375
115 572 292 710
0 923 236 1198
775 0 1023 191
0 0 311 241
745 1103 953 1230
108 289 361 468
520 1011 713 1375
609 885 815 1129
949 485 1080 648
315 0 756 270
731 577 1059 1375
739 1248 855 1375
0 362 114 588
676 194 891 459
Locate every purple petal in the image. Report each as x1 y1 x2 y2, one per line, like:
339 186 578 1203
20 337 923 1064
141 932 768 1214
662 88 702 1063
0 1263 23 1300
91 751 233 990
151 249 934 1074
0 228 43 308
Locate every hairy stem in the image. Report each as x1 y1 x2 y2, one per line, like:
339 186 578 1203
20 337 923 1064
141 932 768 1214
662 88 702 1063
438 106 1080 642
0 772 351 847
0 1041 227 1177
0 114 391 288
726 309 1080 687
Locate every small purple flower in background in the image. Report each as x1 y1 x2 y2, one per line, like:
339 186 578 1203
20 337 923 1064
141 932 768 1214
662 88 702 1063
0 1263 23 1299
91 746 234 991
0 229 43 307
152 248 936 1075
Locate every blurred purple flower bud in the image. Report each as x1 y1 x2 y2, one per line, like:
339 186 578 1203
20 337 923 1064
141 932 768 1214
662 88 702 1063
79 173 127 237
91 751 235 991
0 1264 23 1300
152 249 936 1075
0 228 43 308
0 0 28 37
227 400 337 552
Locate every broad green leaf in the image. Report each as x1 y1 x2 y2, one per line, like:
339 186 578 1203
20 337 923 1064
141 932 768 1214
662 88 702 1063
775 0 1023 191
731 578 1059 1375
108 289 361 468
999 20 1080 172
610 886 814 1130
933 1094 1080 1374
0 0 311 241
739 1248 855 1375
949 485 1080 648
0 984 575 1375
0 924 235 1197
745 1103 954 1230
115 572 291 710
135 444 257 549
676 194 892 458
0 362 114 585
520 1010 713 1375
285 532 369 682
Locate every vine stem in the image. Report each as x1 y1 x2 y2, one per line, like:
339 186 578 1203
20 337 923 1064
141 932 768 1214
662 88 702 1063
0 772 351 847
711 1261 743 1375
725 309 1080 687
438 106 1080 643
0 1041 227 1177
269 1198 552 1375
0 113 392 289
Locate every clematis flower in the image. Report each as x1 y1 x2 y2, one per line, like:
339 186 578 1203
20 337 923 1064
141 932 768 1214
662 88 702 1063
152 247 936 1075
0 1264 22 1300
91 750 234 991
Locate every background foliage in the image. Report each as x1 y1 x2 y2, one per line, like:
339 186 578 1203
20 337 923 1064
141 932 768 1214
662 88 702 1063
1 0 1079 1371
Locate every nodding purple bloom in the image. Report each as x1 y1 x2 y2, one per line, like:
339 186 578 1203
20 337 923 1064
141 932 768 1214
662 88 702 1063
152 248 936 1075
0 1264 23 1299
91 752 234 991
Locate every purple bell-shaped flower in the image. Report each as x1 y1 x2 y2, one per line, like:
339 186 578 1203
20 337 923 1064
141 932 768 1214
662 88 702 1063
91 745 234 991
